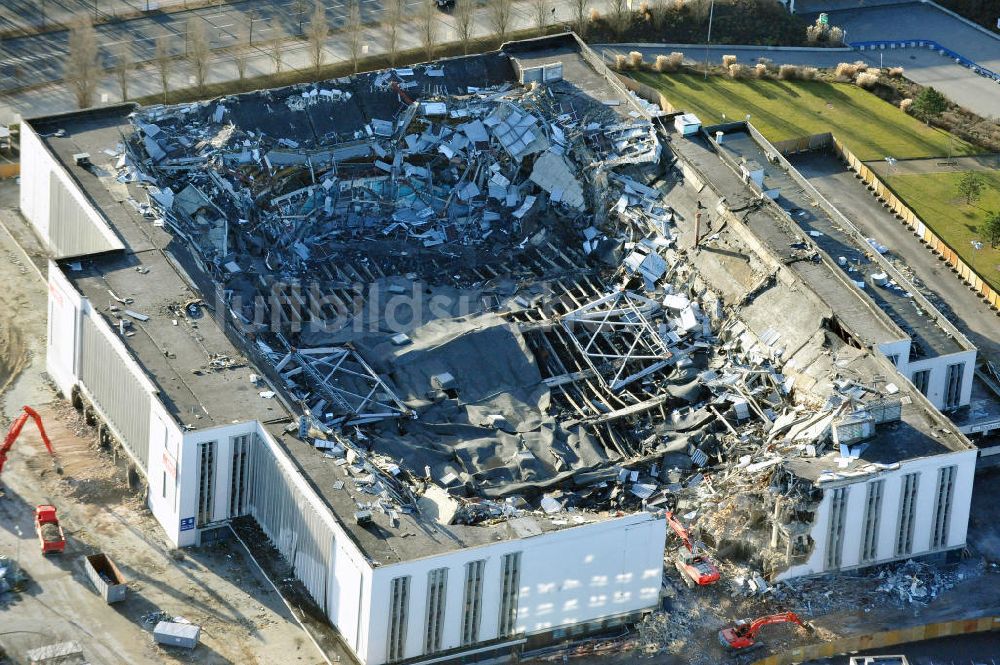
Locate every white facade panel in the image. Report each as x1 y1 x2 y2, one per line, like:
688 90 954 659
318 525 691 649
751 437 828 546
907 349 976 411
365 513 666 665
19 120 124 258
19 121 51 239
147 403 185 546
46 263 83 397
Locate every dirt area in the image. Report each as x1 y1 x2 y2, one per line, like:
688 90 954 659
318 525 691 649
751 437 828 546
0 190 326 665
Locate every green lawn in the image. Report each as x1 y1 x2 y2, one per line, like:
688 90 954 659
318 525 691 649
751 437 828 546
884 171 1000 291
634 71 977 162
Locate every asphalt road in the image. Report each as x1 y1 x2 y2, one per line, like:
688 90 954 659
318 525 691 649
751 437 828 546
788 150 1000 369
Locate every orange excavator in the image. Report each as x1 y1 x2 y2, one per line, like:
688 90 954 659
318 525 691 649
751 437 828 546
666 510 720 588
0 406 61 482
718 612 812 653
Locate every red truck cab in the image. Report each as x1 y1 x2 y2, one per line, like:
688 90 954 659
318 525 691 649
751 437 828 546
35 504 66 554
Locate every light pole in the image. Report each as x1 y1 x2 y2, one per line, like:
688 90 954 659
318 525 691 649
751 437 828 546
704 0 715 81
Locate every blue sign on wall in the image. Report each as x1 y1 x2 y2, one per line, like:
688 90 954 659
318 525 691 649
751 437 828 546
180 517 196 531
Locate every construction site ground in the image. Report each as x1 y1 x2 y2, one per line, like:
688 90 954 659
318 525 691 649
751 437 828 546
0 180 328 665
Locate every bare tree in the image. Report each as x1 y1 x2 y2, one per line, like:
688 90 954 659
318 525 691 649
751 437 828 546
419 0 437 62
292 0 308 36
453 0 474 54
271 22 287 73
532 0 549 32
608 0 630 37
65 15 100 109
113 41 133 101
233 17 251 81
572 0 590 37
489 0 512 44
347 0 362 74
306 0 328 74
154 33 173 104
384 0 404 66
186 17 210 91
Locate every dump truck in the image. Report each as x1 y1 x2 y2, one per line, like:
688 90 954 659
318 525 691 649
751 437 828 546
84 553 127 603
35 505 65 554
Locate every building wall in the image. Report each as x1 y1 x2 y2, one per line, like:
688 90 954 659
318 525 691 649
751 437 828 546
47 264 158 474
147 401 186 546
907 350 976 412
46 264 83 397
877 339 911 374
19 121 123 258
365 513 666 665
243 424 375 658
777 448 977 581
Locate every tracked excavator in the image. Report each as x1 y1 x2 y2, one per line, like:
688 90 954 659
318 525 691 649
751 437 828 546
718 612 813 653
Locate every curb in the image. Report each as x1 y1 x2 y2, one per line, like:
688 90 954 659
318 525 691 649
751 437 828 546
595 42 853 52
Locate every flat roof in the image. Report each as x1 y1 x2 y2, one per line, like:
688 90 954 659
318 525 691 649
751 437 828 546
38 105 281 429
664 132 972 477
714 130 965 358
674 130 910 350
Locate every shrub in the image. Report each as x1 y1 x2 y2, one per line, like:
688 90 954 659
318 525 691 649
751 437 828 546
614 54 628 71
629 51 644 69
855 71 879 89
754 63 769 79
801 67 819 80
854 60 868 72
835 62 858 80
899 97 913 113
655 51 684 72
828 26 844 44
728 63 748 79
806 24 822 43
778 64 801 80
722 54 737 68
589 8 601 22
888 66 904 77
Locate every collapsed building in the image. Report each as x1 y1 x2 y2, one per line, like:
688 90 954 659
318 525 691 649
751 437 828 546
18 34 978 665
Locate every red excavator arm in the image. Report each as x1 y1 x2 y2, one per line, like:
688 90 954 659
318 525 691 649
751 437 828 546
742 612 805 638
719 612 809 652
0 406 59 476
665 510 693 551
